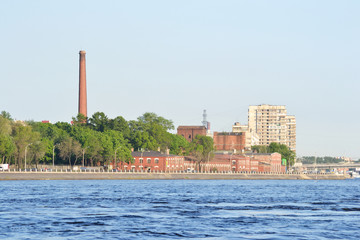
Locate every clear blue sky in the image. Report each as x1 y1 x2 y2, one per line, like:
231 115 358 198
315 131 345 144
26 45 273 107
1 0 359 159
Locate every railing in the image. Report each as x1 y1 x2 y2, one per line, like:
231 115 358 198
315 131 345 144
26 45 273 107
0 168 347 176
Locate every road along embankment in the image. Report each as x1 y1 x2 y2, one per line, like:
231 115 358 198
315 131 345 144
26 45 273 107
0 172 347 180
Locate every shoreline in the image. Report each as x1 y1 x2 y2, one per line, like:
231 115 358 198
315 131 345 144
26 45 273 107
0 172 347 180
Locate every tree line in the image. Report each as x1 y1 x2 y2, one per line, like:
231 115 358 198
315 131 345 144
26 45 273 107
298 156 346 164
1 110 300 169
0 111 214 169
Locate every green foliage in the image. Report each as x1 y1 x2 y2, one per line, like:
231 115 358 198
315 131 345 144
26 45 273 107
0 116 12 135
0 111 12 120
58 136 82 167
89 112 109 132
299 156 343 164
11 123 40 168
252 142 296 166
29 137 48 167
137 112 174 131
0 134 15 163
72 113 88 125
170 134 190 155
0 115 15 163
189 135 214 171
0 111 193 167
251 145 269 153
128 113 174 152
109 116 130 139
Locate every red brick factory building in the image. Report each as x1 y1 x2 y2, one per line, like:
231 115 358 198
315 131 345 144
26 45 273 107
114 150 185 172
177 126 207 142
113 150 286 173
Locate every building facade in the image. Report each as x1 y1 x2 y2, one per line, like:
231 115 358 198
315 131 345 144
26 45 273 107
245 152 284 173
213 132 246 152
248 104 296 151
114 151 285 173
115 151 184 172
177 126 207 142
232 122 259 150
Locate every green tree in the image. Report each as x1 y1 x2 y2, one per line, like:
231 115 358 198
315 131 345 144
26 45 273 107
89 112 109 132
84 132 103 166
30 121 71 165
268 142 296 166
28 138 47 168
109 116 130 139
129 113 174 151
58 137 82 167
0 116 12 135
189 135 214 172
252 143 296 167
170 134 190 155
72 113 88 125
137 112 174 131
251 145 269 153
104 130 132 164
0 116 15 163
0 134 15 164
11 123 39 168
71 140 83 166
0 111 12 120
130 131 158 151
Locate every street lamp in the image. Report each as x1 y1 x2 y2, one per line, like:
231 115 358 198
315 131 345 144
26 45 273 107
24 143 33 170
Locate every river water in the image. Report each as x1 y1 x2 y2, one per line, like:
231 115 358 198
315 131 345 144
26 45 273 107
0 180 359 239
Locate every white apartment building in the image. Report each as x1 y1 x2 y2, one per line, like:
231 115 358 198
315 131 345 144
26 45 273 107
248 104 296 151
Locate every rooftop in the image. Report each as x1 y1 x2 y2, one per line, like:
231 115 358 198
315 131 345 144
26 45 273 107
177 126 206 130
131 151 178 157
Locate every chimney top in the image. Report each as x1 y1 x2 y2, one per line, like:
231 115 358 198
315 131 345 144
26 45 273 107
79 50 86 54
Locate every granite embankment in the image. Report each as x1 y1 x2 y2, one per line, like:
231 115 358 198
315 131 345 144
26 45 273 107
0 172 347 180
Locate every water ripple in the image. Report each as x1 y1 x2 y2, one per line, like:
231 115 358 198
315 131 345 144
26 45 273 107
0 179 360 239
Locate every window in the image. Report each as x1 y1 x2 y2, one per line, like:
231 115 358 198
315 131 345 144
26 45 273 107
139 158 143 164
188 134 191 139
155 158 159 164
232 160 236 165
147 158 151 164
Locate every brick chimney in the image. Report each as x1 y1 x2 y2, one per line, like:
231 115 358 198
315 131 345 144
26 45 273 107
78 50 87 118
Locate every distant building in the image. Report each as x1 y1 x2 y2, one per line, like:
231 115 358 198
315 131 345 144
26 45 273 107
197 152 286 173
115 151 285 173
177 126 207 142
245 152 284 173
116 151 184 172
213 132 246 152
232 122 259 150
248 104 296 151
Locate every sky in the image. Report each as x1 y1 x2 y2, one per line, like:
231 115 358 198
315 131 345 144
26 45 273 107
1 0 359 159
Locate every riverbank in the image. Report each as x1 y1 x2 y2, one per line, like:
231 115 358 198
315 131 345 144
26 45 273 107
0 172 347 180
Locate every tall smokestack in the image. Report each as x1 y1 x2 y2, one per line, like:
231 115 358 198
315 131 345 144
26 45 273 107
78 50 87 118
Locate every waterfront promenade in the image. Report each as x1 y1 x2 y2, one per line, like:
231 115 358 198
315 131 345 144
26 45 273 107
0 170 347 180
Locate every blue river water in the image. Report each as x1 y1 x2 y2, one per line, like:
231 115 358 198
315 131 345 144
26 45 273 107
0 179 360 240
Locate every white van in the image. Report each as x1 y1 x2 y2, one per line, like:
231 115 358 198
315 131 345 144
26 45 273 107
0 164 9 170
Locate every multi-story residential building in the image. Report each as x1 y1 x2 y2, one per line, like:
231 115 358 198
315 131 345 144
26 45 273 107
248 104 296 151
285 115 296 151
